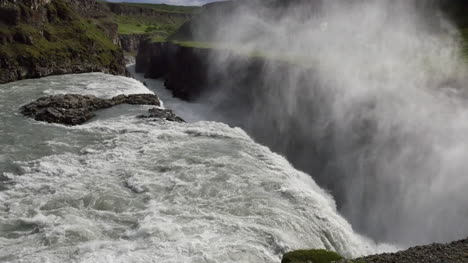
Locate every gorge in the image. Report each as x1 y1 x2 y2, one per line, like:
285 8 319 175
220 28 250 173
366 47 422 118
1 0 468 262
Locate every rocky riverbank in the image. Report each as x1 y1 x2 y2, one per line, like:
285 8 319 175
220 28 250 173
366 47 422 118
20 93 184 125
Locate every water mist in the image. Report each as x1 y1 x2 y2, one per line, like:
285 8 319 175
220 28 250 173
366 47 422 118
189 0 468 246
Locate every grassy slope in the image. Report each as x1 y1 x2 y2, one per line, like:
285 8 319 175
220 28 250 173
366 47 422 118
113 14 185 41
105 2 199 42
116 3 199 14
0 0 124 81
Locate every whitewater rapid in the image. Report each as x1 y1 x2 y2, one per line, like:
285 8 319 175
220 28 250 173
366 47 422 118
0 73 385 262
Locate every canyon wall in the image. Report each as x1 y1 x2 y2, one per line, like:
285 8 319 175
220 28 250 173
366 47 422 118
105 3 191 20
118 34 149 53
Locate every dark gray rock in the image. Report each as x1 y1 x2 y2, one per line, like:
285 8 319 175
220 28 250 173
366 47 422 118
137 107 185 123
118 34 149 53
35 107 96 125
21 93 164 125
111 94 161 106
335 238 468 263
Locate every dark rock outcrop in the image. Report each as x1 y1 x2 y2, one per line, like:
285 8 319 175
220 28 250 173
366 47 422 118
105 2 191 20
135 41 279 102
336 238 468 263
110 93 161 105
137 107 185 122
20 93 162 125
281 249 343 263
118 33 150 53
135 40 172 78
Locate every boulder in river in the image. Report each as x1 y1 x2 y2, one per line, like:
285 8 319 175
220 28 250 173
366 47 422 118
137 107 185 123
20 93 170 125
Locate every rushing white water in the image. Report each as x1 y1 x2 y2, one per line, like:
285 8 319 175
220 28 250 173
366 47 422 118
0 73 387 263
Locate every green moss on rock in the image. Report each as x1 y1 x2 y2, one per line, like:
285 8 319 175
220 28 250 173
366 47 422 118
282 249 344 263
0 0 127 84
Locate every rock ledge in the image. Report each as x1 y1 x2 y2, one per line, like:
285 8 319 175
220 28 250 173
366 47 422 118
20 93 183 125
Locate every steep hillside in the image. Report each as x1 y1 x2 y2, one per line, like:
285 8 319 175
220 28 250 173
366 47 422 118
0 0 127 84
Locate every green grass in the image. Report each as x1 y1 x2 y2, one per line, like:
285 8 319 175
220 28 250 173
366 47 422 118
117 22 149 34
117 3 199 14
116 19 183 36
281 249 344 263
0 0 122 70
102 2 198 38
171 40 215 49
112 13 189 40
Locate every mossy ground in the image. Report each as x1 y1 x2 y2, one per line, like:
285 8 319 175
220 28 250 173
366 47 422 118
107 3 199 42
281 249 344 263
113 14 186 37
0 0 124 80
115 3 199 14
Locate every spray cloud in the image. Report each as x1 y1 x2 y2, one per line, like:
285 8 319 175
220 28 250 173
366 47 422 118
185 0 468 247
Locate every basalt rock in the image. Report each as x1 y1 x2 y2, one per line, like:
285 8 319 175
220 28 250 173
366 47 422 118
137 107 185 122
111 93 161 106
336 237 468 263
118 34 150 53
20 93 163 125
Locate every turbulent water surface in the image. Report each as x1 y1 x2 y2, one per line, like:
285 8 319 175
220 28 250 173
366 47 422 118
0 73 384 263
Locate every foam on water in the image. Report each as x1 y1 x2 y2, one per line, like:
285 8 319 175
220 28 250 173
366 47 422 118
0 73 388 263
43 73 152 98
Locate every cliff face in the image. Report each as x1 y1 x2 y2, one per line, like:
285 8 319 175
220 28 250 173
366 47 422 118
0 0 127 84
105 3 191 20
136 41 211 95
118 33 149 53
0 0 51 9
135 40 169 78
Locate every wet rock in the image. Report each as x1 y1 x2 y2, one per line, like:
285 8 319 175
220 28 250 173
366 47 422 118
281 249 343 263
110 94 161 106
21 93 162 125
34 107 96 125
137 108 185 123
335 237 468 263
